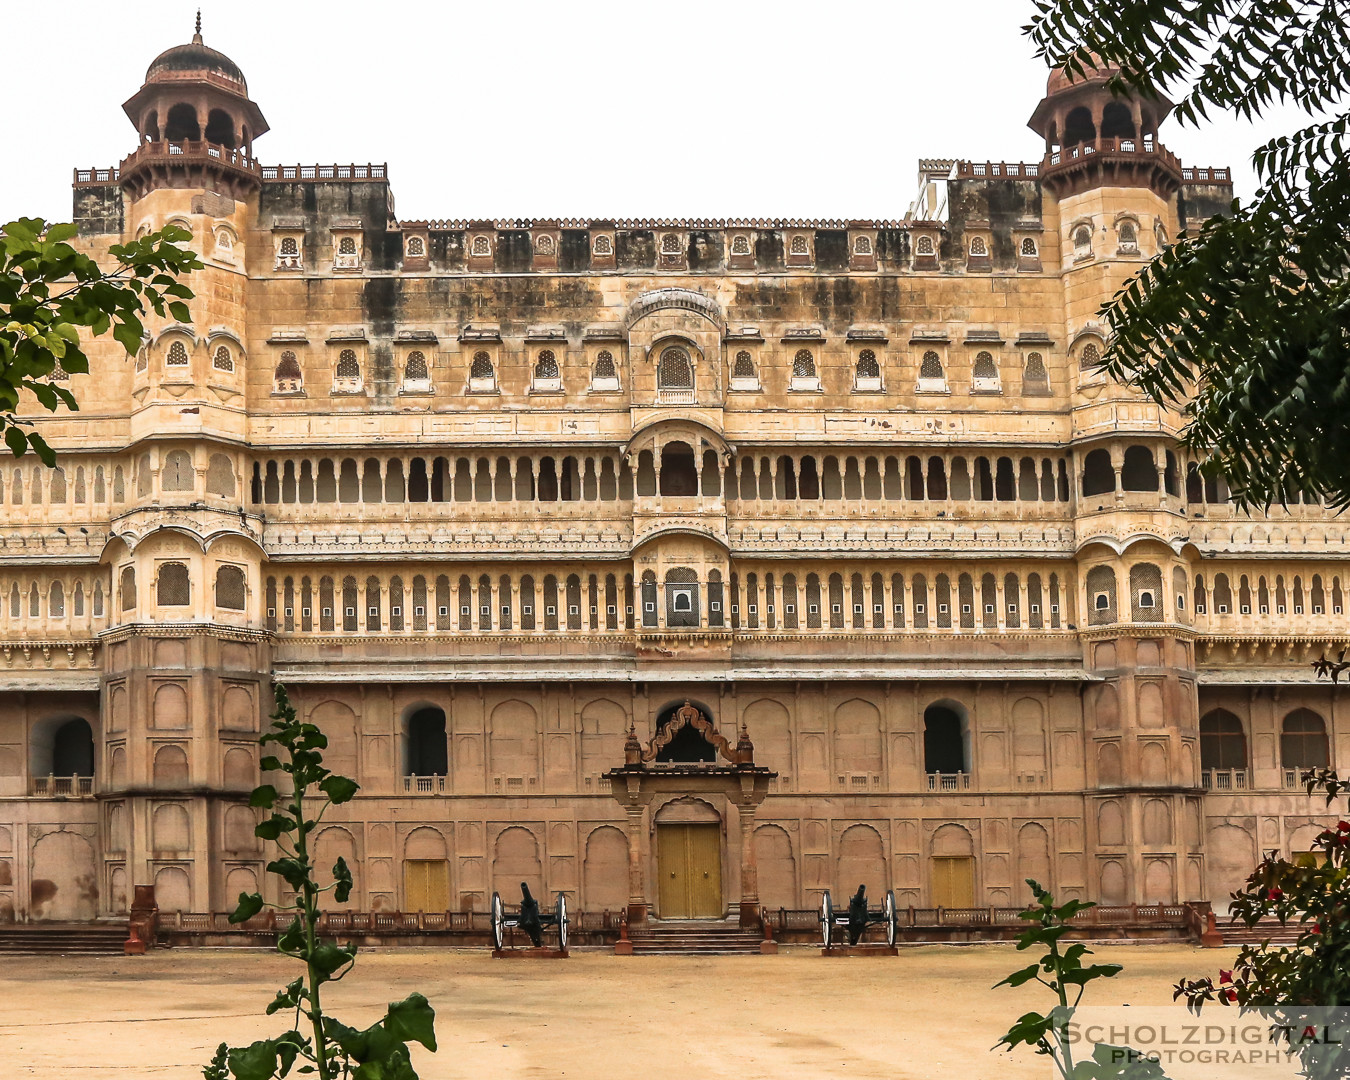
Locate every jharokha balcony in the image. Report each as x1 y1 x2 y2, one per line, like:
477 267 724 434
115 139 262 198
1039 136 1185 196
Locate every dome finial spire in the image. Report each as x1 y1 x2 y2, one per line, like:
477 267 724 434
192 8 202 44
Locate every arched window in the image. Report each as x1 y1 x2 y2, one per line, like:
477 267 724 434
119 566 136 611
156 562 190 607
405 236 425 257
732 351 755 379
855 349 881 387
854 235 872 254
536 234 554 254
1200 709 1247 772
1073 225 1093 257
731 235 751 255
1122 446 1158 491
1118 221 1138 252
534 350 560 381
274 351 302 393
972 351 998 383
404 351 429 384
1020 237 1037 257
658 442 698 497
162 450 194 492
276 235 301 269
792 350 816 379
790 235 809 254
661 233 682 253
471 235 490 255
215 565 246 610
212 344 233 372
918 350 946 391
165 340 189 367
593 234 612 255
924 704 967 775
404 707 448 776
592 350 619 389
337 236 357 255
49 581 64 618
279 237 299 256
335 349 361 391
1281 709 1330 771
969 236 988 257
469 350 495 390
657 346 693 389
915 235 935 256
45 718 94 780
1081 448 1115 496
215 228 234 253
1023 352 1049 395
1079 342 1102 370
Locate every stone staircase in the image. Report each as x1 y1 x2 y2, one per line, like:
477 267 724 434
1214 917 1305 947
627 919 766 955
0 923 129 955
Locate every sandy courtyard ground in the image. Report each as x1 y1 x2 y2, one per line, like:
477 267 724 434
0 943 1233 1079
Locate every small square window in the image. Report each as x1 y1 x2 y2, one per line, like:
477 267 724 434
785 604 794 613
522 605 532 615
1315 605 1324 614
767 605 775 614
962 604 971 614
607 605 616 615
302 607 312 618
546 605 557 616
1336 606 1343 614
938 604 948 614
1138 591 1154 608
831 604 841 613
1196 604 1207 614
749 605 758 614
916 603 926 613
569 604 579 615
873 604 883 613
391 606 401 617
500 605 509 616
711 601 722 611
1050 604 1059 614
461 605 470 616
893 604 903 613
984 604 994 614
1295 605 1304 614
322 607 332 618
1030 603 1040 613
369 607 378 618
1241 604 1251 614
590 605 597 615
415 605 425 616
480 605 490 616
732 605 740 614
438 605 448 616
284 607 293 618
1217 604 1228 614
1277 605 1286 614
267 607 276 619
1176 597 1185 609
345 607 355 618
626 605 634 614
809 604 819 614
644 602 655 612
853 604 863 614
1007 604 1017 614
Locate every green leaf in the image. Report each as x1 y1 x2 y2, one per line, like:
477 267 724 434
384 993 438 1051
249 785 279 809
319 775 359 804
228 892 265 924
4 426 27 457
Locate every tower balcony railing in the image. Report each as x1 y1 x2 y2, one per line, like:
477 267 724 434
119 139 260 176
1201 768 1248 791
655 387 696 405
29 774 94 798
926 771 971 792
1043 136 1182 178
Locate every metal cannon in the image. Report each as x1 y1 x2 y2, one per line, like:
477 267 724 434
490 882 569 952
819 885 898 948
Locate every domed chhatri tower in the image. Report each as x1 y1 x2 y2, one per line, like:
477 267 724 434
94 17 271 920
1031 57 1202 909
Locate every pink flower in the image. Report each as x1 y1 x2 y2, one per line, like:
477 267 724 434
1224 988 1239 1003
1337 821 1350 832
1219 970 1234 984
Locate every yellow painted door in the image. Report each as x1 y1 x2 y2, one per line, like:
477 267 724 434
931 856 975 908
658 824 723 918
404 859 449 912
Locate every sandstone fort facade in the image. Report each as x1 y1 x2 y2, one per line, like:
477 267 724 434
0 27 1334 927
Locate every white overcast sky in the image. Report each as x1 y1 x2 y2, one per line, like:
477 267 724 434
3 0 1323 224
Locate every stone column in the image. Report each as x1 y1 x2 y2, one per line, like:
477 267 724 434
625 805 647 924
738 802 760 927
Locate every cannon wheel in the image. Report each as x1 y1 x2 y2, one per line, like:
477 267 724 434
820 890 834 949
556 892 569 951
490 891 504 951
884 890 897 948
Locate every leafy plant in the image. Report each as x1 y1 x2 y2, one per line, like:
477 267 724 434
207 684 437 1080
0 217 201 462
1174 765 1350 1079
1025 2 1350 508
995 880 1167 1079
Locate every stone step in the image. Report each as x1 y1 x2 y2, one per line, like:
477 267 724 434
626 923 766 955
0 924 128 955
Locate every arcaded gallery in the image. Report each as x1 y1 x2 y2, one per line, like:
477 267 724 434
0 25 1337 940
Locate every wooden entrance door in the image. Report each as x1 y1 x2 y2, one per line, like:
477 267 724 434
931 856 975 908
657 823 722 918
404 859 449 913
